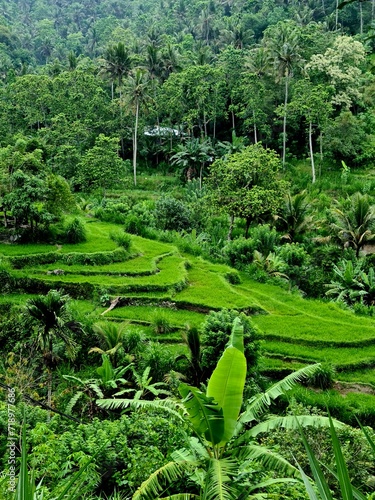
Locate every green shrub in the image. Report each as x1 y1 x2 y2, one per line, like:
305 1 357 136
137 341 175 382
200 309 261 383
109 229 132 250
306 363 335 390
223 237 257 268
151 309 173 335
154 197 191 232
122 328 146 356
224 271 241 284
123 214 147 236
249 224 280 255
64 217 87 244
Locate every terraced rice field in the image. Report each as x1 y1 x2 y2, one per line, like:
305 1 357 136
1 220 375 394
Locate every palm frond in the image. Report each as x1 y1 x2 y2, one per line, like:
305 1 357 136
246 415 346 438
159 495 200 499
97 397 185 420
235 444 299 478
239 364 321 425
133 461 193 500
65 391 84 415
204 458 238 500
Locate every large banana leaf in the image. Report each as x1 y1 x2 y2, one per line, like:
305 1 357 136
238 364 321 426
228 317 244 353
202 458 238 500
244 415 346 438
207 346 246 444
97 397 185 420
133 461 195 500
206 321 246 444
235 444 300 478
179 384 224 445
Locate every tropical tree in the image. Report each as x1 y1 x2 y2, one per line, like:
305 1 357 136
99 42 132 99
123 68 151 186
171 137 214 187
207 144 288 237
98 320 338 499
287 80 332 182
25 290 77 407
263 21 302 167
325 258 366 305
89 321 128 367
276 191 314 243
330 192 375 257
77 134 125 193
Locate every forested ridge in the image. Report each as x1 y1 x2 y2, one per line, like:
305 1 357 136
1 1 375 499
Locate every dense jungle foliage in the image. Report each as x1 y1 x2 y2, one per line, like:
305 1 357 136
1 0 375 498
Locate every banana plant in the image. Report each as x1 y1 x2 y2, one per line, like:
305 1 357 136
99 319 336 499
114 366 170 400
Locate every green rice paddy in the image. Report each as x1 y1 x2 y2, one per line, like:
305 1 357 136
1 219 374 406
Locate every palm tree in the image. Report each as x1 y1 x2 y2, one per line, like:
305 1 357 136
98 320 338 499
89 320 128 367
123 68 151 186
26 290 77 407
264 22 302 168
171 138 214 188
276 191 313 243
160 43 181 81
176 326 203 386
99 42 132 100
325 258 365 305
330 192 375 257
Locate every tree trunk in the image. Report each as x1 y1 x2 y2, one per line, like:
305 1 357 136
245 217 251 238
282 76 288 169
359 1 363 35
227 215 234 240
253 110 258 144
336 0 339 30
203 109 207 138
309 121 316 183
133 100 139 186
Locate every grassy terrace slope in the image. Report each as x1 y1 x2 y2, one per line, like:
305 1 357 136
1 220 375 392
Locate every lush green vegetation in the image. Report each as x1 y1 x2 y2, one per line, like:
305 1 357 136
1 0 375 498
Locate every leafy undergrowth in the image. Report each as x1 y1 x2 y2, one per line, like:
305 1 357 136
1 220 375 412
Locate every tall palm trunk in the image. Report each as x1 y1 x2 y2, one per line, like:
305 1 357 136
133 99 139 186
282 75 289 168
309 121 316 183
253 110 258 144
